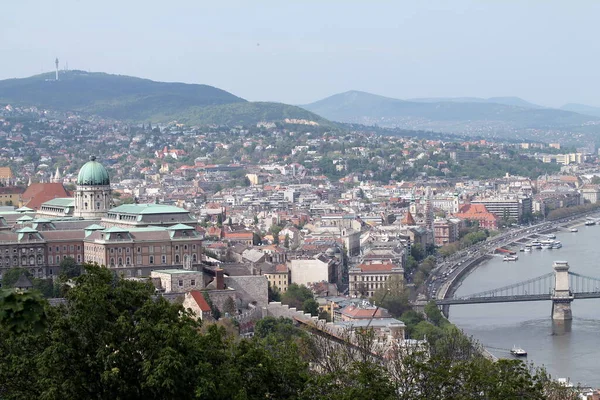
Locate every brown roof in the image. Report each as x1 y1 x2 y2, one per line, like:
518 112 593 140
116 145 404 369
190 290 211 312
402 210 416 225
0 186 24 195
275 264 288 273
340 305 390 319
356 263 395 272
41 230 85 241
22 183 71 210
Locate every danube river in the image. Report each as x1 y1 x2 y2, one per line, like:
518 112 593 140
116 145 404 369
450 224 600 386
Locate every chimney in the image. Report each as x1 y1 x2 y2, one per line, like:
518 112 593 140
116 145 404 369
215 268 225 290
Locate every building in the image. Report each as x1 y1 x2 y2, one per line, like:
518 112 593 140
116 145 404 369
288 255 341 287
0 167 14 186
0 187 24 207
455 204 498 230
22 183 71 210
264 263 290 292
151 269 204 293
348 263 404 298
102 203 198 228
182 290 213 320
73 156 112 219
471 196 532 223
433 218 462 246
581 186 600 204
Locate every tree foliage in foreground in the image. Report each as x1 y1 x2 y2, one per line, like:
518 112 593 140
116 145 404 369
0 263 580 399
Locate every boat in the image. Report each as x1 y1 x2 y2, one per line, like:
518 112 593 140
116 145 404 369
531 240 542 247
570 228 578 233
585 220 596 226
519 247 525 252
524 245 532 252
511 346 527 357
552 241 562 249
503 255 518 262
540 239 555 249
547 233 556 239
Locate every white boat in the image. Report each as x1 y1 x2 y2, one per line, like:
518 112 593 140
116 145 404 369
585 220 596 226
524 245 532 252
570 228 578 233
552 241 562 249
540 239 555 249
511 346 527 357
531 240 542 247
503 255 518 262
546 233 556 239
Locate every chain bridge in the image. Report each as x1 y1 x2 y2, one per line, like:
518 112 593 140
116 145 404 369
436 261 600 320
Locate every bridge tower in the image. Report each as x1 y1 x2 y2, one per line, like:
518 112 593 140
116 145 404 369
552 261 574 321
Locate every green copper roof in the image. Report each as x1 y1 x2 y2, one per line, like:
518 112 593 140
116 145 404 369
16 227 38 233
167 223 195 230
109 203 189 215
77 156 110 186
84 224 106 230
42 198 74 207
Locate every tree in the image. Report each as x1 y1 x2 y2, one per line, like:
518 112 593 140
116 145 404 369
253 215 259 225
1 268 30 288
284 233 290 249
268 282 281 302
372 275 410 317
281 283 314 310
302 298 319 316
60 256 81 279
223 296 236 316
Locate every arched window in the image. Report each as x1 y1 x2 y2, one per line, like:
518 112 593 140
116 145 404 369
149 256 154 264
126 257 130 265
110 257 115 266
175 254 180 263
192 254 197 262
118 257 123 266
184 245 188 251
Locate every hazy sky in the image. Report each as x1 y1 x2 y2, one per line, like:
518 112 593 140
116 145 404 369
2 1 600 107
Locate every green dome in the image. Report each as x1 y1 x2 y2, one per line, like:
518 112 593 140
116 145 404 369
77 156 110 186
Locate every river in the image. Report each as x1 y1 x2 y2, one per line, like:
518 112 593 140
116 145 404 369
449 223 600 386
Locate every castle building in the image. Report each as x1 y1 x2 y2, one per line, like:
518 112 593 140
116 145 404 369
0 156 204 284
74 156 112 219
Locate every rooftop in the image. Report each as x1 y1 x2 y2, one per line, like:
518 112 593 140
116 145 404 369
109 203 189 215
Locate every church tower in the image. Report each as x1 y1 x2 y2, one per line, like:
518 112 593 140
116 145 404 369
74 156 112 219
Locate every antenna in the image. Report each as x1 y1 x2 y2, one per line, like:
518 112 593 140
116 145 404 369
55 58 59 81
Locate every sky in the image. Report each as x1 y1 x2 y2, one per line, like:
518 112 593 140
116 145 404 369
1 1 600 107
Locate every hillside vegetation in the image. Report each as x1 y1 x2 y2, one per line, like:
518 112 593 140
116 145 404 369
302 91 600 140
0 71 327 126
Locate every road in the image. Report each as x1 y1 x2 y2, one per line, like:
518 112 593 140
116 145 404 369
424 212 600 302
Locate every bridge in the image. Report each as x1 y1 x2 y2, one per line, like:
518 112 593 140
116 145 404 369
436 261 600 320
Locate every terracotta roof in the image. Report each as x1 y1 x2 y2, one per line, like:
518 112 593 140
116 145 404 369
275 264 288 273
402 210 416 225
356 263 395 272
190 290 211 312
340 305 390 319
22 183 71 210
0 186 24 195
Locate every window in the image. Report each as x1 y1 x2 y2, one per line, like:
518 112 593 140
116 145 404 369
56 246 59 252
191 279 196 286
149 256 154 264
110 248 114 254
118 257 123 266
192 244 196 251
126 247 130 253
184 245 188 251
175 246 179 251
192 254 197 262
118 248 122 254
63 246 67 252
77 245 81 251
48 247 52 253
161 255 166 264
126 257 130 265
149 245 154 253
178 279 183 287
77 255 82 263
70 245 74 252
175 254 180 263
110 257 115 266
137 247 141 253
49 269 53 275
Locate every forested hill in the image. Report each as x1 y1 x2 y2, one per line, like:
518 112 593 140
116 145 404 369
0 71 329 126
302 91 600 142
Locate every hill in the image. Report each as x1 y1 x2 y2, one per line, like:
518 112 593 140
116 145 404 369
0 70 327 126
408 96 544 109
560 103 600 118
302 91 599 141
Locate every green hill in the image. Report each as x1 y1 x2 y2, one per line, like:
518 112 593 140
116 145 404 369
560 103 600 118
0 70 327 126
302 91 599 137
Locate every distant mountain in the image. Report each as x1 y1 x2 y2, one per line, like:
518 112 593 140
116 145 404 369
0 70 328 126
560 103 600 118
302 91 599 140
408 96 544 109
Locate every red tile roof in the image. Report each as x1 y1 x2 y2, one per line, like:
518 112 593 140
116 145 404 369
190 290 211 312
356 263 395 272
22 183 71 210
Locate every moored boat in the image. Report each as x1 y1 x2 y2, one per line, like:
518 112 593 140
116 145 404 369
503 255 518 262
570 228 578 233
552 241 562 249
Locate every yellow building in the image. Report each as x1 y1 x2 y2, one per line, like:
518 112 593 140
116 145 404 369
0 167 14 186
265 263 290 292
0 187 24 207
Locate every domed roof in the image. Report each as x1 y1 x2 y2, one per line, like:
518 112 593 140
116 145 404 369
77 156 110 186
